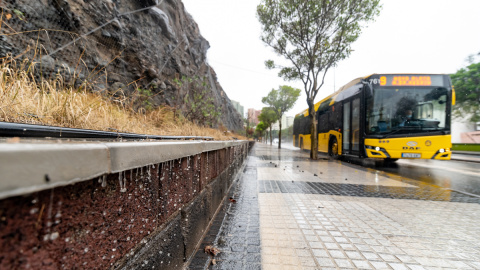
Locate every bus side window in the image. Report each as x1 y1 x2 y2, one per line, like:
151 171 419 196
329 103 341 131
319 112 328 133
329 106 335 131
302 115 310 134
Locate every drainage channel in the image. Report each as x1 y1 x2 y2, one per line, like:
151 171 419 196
0 121 214 141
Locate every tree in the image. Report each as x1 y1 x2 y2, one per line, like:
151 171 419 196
255 121 267 141
451 60 480 123
258 107 278 145
247 127 255 137
257 0 381 159
262 85 301 148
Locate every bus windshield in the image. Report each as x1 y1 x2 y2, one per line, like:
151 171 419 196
366 86 449 136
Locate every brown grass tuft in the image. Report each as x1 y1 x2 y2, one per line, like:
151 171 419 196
0 58 245 141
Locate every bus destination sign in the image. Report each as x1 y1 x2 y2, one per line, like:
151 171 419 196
385 76 431 86
367 75 444 87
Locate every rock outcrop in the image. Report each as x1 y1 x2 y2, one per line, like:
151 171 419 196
0 0 243 131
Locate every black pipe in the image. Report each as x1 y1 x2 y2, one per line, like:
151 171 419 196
0 122 213 141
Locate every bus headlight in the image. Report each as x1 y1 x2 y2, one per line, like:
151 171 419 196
365 145 391 158
439 148 445 153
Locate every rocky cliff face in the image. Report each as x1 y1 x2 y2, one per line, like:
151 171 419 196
0 0 243 131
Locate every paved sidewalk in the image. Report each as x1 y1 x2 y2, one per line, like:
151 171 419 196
189 143 480 270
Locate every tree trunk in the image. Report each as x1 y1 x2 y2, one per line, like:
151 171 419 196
278 120 282 149
269 126 272 145
308 101 318 160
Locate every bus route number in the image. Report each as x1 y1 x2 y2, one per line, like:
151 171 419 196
367 78 380 85
368 77 387 86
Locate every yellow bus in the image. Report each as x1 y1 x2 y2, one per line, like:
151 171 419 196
293 74 454 161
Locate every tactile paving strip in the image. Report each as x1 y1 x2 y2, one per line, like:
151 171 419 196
259 180 480 204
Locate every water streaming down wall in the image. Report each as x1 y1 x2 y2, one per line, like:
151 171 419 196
0 141 253 269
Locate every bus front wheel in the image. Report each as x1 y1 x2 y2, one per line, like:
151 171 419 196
329 137 339 159
300 138 304 150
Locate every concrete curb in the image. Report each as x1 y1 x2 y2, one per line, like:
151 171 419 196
451 150 480 156
0 140 246 200
450 155 480 163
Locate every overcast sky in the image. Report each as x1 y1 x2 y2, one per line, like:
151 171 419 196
182 0 480 117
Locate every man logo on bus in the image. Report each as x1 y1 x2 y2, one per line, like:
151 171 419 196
403 141 420 150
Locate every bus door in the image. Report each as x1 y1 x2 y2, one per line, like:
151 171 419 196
342 95 361 155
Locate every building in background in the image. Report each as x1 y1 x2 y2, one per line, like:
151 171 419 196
452 116 480 143
231 100 244 118
272 115 294 130
460 130 480 143
286 116 294 129
247 108 261 126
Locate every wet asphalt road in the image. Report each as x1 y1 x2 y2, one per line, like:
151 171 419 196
367 159 480 197
280 143 480 197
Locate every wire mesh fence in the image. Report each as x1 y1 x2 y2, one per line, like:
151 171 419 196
0 0 243 130
0 0 201 102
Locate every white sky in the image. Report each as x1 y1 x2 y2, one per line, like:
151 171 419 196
182 0 480 118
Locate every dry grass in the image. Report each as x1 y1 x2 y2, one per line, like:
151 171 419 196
0 59 245 141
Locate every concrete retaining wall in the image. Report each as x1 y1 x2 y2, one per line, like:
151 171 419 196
0 140 253 269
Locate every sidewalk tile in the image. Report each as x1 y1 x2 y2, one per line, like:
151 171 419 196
312 249 329 257
405 265 426 270
389 263 411 270
346 250 363 260
370 261 390 269
352 260 373 269
334 258 355 268
328 250 346 259
315 257 336 267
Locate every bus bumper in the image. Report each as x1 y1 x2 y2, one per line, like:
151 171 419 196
365 135 452 160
